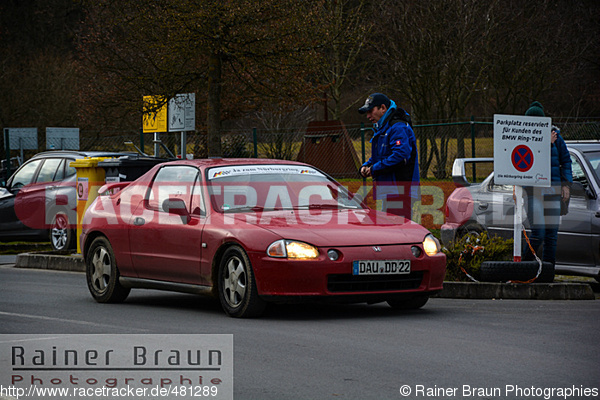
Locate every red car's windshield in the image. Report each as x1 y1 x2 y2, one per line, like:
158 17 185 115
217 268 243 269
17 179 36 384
206 164 363 213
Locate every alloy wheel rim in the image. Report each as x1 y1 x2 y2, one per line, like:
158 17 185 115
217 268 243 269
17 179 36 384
91 247 111 294
223 256 247 308
51 215 68 250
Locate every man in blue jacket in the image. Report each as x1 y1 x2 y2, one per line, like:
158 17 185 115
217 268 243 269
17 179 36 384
358 93 419 219
522 101 573 267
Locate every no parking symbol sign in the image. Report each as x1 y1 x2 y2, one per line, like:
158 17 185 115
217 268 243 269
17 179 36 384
512 145 534 172
493 114 551 187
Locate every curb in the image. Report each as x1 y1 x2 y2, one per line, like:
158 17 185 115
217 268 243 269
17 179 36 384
0 255 18 265
12 253 597 301
434 281 595 300
15 252 84 272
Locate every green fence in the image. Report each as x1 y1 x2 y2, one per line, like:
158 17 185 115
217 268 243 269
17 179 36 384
2 117 599 182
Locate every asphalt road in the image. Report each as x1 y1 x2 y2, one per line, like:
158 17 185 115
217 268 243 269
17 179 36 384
1 266 599 400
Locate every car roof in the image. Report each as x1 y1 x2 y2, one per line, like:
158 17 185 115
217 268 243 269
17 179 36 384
161 158 309 168
565 141 600 153
30 150 137 159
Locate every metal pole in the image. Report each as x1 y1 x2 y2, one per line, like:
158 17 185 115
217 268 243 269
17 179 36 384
154 132 160 157
4 128 11 182
140 128 144 154
360 123 366 184
471 116 476 183
360 123 366 164
181 131 187 159
253 128 258 158
513 186 523 262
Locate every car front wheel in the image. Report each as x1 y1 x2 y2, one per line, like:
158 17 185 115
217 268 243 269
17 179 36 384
218 246 265 318
86 237 130 303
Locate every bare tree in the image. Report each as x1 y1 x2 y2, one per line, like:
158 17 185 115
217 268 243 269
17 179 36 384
0 0 82 136
79 0 329 157
483 0 600 117
320 0 372 120
365 0 599 178
252 105 315 160
370 0 494 177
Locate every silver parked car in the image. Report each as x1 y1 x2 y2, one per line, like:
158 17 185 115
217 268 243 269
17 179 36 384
441 141 600 281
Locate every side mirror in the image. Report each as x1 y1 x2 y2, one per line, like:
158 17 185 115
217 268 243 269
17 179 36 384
327 184 339 200
162 198 191 224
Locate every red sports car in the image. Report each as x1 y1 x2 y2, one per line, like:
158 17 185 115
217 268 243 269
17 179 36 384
81 158 446 317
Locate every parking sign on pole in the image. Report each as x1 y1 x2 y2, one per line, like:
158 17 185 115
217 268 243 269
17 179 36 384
493 114 552 261
493 114 551 187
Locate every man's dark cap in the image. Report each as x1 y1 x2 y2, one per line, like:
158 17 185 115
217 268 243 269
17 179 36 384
358 93 391 114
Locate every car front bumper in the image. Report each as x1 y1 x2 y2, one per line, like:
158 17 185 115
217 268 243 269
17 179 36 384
248 245 447 299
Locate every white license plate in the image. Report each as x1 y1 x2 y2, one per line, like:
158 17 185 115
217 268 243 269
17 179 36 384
352 260 411 275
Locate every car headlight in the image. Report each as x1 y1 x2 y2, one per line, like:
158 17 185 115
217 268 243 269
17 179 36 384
267 240 319 259
422 234 441 256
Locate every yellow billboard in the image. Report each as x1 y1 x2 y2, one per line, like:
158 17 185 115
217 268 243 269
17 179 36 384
142 95 167 133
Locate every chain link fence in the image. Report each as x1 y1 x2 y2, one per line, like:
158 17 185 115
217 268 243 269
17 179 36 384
3 118 599 181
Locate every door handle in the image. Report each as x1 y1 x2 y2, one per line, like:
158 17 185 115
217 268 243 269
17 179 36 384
133 217 145 226
478 202 489 210
595 212 600 218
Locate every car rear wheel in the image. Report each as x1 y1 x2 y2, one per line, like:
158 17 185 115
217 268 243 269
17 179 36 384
387 295 429 310
86 237 130 303
218 246 265 318
458 223 484 240
50 212 74 251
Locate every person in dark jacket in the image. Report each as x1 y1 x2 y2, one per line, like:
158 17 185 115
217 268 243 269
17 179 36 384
358 93 419 219
522 101 573 266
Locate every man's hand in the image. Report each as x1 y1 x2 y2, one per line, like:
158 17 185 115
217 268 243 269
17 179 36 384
561 185 570 200
360 166 372 177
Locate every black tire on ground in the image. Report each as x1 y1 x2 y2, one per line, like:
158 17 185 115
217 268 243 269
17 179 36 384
86 236 131 303
387 295 429 310
480 261 555 283
218 245 266 318
50 212 74 251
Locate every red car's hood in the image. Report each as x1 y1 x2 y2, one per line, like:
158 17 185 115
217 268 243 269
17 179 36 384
244 208 429 246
